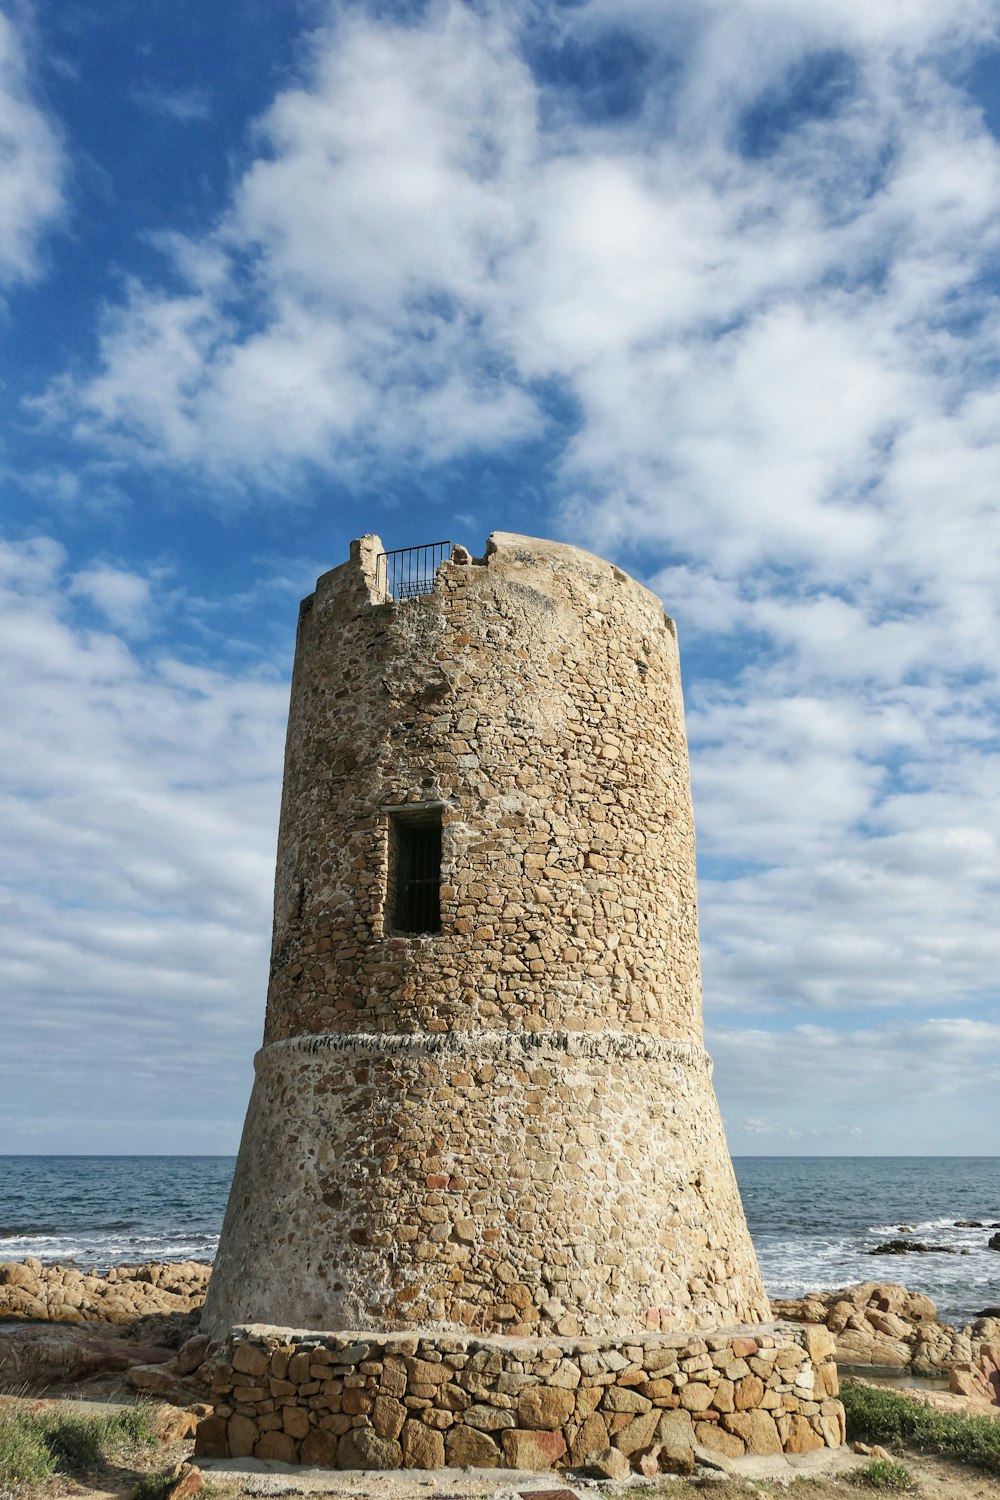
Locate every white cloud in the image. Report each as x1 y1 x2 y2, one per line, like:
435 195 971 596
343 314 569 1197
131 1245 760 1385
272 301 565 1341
714 1018 1000 1152
0 11 64 285
0 537 288 1143
69 562 153 636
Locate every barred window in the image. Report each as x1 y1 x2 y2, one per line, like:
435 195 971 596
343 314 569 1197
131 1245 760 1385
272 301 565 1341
390 811 442 934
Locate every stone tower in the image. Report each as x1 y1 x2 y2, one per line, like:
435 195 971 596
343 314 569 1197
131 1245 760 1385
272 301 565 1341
202 532 768 1340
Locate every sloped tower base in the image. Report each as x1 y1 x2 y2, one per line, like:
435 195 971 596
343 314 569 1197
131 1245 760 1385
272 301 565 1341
205 1029 767 1338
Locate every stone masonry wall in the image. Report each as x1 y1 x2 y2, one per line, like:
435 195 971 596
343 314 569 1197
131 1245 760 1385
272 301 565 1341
194 1324 845 1472
202 533 769 1339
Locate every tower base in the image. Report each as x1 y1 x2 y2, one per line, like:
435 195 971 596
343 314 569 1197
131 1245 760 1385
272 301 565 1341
194 1321 844 1470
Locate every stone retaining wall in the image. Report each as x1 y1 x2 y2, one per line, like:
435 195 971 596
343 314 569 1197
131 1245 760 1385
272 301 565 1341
194 1324 844 1471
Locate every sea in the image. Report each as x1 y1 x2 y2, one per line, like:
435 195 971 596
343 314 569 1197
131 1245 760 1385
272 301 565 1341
1 1155 998 1330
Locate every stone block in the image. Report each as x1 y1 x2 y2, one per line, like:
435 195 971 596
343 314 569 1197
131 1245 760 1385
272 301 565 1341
193 1417 227 1459
336 1428 403 1469
502 1428 568 1470
612 1409 660 1457
445 1425 502 1467
568 1412 609 1465
694 1422 745 1458
782 1415 824 1454
232 1345 269 1378
517 1386 576 1429
255 1431 298 1462
581 1447 629 1479
733 1374 765 1410
282 1406 311 1439
602 1385 652 1413
226 1414 258 1458
721 1409 782 1455
400 1418 445 1468
678 1382 713 1411
372 1395 406 1440
300 1430 339 1466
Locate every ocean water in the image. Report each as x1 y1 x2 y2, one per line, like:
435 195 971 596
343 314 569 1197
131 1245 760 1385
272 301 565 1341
1 1155 998 1329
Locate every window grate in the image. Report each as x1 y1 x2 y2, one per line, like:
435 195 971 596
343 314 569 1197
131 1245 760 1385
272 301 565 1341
392 817 442 934
375 542 451 602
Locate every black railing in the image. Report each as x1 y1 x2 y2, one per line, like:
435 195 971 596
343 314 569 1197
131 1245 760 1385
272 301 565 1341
375 541 451 602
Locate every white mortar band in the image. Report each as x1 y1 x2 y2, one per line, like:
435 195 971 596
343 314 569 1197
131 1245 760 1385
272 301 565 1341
257 1029 713 1073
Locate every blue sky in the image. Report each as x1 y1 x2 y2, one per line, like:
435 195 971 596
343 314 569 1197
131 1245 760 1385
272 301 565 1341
2 0 999 1156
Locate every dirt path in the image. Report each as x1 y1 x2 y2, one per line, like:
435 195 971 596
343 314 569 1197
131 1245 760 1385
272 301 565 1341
12 1448 1000 1500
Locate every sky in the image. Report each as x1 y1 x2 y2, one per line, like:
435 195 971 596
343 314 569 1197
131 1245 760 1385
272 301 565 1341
1 0 999 1157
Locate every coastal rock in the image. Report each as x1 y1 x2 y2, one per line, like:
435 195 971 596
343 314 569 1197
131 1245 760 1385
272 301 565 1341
868 1239 957 1256
773 1281 983 1375
0 1259 210 1328
988 1234 1000 1252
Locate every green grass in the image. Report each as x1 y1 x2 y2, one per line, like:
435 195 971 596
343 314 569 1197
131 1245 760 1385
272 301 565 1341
842 1379 1000 1475
849 1457 913 1491
132 1471 180 1500
0 1402 158 1488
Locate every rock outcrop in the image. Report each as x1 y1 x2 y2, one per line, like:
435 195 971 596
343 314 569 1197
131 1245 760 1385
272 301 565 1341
0 1258 211 1389
949 1343 1000 1406
772 1282 999 1374
0 1257 210 1326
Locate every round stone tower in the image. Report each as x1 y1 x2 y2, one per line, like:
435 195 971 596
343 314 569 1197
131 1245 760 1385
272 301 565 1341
202 532 769 1340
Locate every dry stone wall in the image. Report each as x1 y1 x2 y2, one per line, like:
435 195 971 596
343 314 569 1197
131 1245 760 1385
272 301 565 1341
194 1324 844 1471
202 533 768 1340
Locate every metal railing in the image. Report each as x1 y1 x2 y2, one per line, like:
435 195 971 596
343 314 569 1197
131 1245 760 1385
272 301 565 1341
375 541 451 602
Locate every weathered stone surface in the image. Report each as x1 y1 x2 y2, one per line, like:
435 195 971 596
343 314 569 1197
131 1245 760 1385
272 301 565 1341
734 1374 765 1410
678 1382 714 1411
282 1406 310 1439
656 1407 695 1473
613 1409 660 1457
255 1431 297 1462
464 1403 516 1430
0 1259 209 1330
569 1412 609 1464
783 1415 825 1454
445 1425 502 1467
300 1430 339 1466
517 1386 575 1429
721 1409 782 1455
400 1418 445 1469
233 1344 269 1378
193 1417 227 1459
226 1414 258 1458
774 1280 980 1375
801 1325 836 1363
372 1394 407 1439
581 1446 630 1479
694 1422 745 1458
336 1428 403 1470
603 1385 653 1414
502 1428 567 1470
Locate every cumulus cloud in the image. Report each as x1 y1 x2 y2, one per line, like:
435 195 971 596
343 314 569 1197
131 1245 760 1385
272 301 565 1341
0 10 64 286
0 537 288 1149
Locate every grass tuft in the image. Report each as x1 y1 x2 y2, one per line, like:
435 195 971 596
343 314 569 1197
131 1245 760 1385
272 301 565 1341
0 1401 158 1488
132 1471 180 1500
849 1456 913 1491
843 1379 1000 1475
